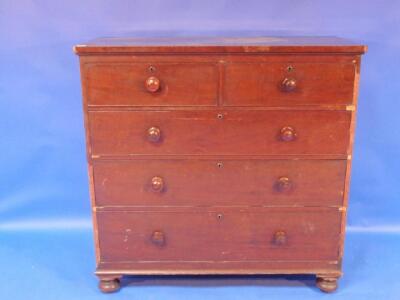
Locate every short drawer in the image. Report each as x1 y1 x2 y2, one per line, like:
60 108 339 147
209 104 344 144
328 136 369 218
93 159 346 207
88 110 351 156
224 61 355 106
84 62 219 106
97 208 341 262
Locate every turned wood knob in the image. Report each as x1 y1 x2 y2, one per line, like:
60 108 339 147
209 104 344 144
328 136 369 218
147 126 161 143
276 177 292 192
151 230 166 246
145 76 161 92
280 126 297 142
281 77 297 92
273 231 287 245
150 176 164 192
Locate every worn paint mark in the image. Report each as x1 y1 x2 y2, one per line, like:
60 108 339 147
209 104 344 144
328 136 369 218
305 222 316 233
123 228 132 243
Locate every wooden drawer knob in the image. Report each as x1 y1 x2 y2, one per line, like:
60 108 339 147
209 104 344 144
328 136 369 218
280 126 296 142
147 126 161 143
281 77 297 92
273 230 287 245
145 76 161 92
151 230 166 246
150 176 164 192
276 177 292 192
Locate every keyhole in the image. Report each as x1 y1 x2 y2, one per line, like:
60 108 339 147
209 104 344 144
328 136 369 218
287 65 294 72
217 113 224 120
217 213 223 220
149 65 156 73
217 162 223 168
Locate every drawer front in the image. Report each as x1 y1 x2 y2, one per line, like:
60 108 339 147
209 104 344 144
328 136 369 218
224 62 355 106
93 160 346 207
85 62 219 106
89 110 351 156
97 208 341 262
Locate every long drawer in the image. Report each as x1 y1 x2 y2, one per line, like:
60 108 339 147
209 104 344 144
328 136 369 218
88 110 351 156
93 159 346 207
97 208 342 262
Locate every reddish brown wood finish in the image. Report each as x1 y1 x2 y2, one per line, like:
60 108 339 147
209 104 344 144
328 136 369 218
85 62 218 106
92 159 346 207
96 260 341 275
223 61 355 106
96 208 341 262
74 36 366 293
88 110 351 156
83 57 355 107
74 36 367 54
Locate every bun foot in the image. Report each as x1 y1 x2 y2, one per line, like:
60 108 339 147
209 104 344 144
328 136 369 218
316 276 338 293
99 278 121 293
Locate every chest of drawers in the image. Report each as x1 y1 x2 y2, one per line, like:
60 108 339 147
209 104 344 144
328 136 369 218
74 36 366 293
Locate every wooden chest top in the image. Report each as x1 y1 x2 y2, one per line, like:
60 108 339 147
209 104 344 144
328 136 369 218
74 36 366 54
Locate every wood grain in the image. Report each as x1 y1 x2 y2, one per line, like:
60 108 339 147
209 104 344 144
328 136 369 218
96 207 341 262
74 36 366 292
88 110 351 156
85 62 219 106
96 260 342 275
93 159 346 207
224 61 355 106
74 36 367 54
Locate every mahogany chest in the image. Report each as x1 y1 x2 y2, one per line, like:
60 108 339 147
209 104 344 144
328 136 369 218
74 36 366 293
